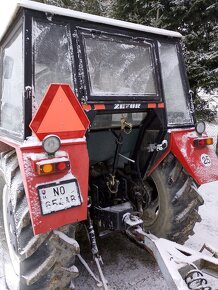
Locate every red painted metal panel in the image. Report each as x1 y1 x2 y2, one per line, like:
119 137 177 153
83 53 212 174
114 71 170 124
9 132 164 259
170 129 218 185
148 129 218 185
16 141 89 235
30 84 90 141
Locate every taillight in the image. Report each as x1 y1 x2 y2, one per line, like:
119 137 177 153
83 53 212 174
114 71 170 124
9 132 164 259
41 164 53 174
56 162 67 171
193 137 213 147
36 158 70 175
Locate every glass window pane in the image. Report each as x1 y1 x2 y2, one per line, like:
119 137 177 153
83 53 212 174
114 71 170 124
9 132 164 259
91 112 147 129
159 42 192 125
1 29 24 135
33 21 74 107
84 36 157 96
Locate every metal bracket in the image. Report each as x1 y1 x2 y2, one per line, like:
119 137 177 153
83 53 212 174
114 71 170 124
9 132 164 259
25 86 32 99
121 116 132 134
146 140 168 152
123 212 143 228
200 243 218 258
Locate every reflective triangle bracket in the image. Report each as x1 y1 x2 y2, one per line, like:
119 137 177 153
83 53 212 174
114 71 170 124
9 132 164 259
30 84 90 140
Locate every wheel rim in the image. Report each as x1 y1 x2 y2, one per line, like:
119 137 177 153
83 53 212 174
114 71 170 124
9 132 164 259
3 185 20 277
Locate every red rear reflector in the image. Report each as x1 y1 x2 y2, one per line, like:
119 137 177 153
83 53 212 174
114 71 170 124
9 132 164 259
56 162 67 171
158 103 165 108
148 103 157 108
193 138 213 147
94 104 106 110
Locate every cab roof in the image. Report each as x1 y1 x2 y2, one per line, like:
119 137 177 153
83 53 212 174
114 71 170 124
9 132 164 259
0 0 182 42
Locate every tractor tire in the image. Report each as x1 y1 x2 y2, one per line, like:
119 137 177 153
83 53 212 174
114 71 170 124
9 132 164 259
0 150 79 290
143 153 204 244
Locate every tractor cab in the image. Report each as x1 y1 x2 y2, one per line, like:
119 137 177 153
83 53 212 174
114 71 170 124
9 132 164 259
0 2 218 290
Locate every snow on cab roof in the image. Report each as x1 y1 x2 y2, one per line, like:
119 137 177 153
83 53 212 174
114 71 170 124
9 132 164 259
0 0 182 42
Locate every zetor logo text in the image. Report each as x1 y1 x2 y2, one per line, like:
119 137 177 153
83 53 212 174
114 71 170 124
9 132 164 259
114 104 141 109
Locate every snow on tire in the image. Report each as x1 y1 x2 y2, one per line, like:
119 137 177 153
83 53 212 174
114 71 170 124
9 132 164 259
143 153 204 244
0 150 79 290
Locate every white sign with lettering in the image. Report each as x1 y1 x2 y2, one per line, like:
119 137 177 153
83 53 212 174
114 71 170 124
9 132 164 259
38 179 82 215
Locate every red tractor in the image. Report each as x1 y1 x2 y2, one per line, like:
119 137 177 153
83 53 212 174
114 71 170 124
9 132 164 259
0 1 218 289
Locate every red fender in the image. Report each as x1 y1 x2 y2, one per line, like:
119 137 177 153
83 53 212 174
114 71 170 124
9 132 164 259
149 129 218 185
170 129 218 185
0 136 89 235
16 140 89 235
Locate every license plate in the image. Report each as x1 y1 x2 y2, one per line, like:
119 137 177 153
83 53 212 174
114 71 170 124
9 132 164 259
37 179 82 215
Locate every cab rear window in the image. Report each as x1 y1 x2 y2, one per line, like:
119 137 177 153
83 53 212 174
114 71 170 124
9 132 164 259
82 33 159 101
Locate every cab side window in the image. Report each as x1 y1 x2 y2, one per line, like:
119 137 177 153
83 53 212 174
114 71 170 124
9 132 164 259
0 28 24 135
159 42 193 125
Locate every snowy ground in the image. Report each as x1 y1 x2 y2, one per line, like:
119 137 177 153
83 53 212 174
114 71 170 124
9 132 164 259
186 181 218 251
1 181 217 290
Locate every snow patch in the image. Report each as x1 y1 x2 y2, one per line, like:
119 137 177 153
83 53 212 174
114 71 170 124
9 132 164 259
36 156 68 165
22 137 86 148
0 0 182 42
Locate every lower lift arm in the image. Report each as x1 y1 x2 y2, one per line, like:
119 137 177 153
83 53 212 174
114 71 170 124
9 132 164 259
124 213 218 290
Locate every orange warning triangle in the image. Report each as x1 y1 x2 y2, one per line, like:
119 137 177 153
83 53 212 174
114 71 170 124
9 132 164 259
30 84 90 140
37 86 85 133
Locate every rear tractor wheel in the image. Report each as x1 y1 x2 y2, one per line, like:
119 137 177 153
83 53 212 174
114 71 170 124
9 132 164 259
142 153 204 244
0 150 79 290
